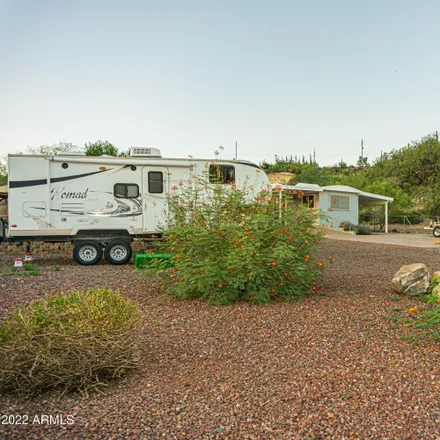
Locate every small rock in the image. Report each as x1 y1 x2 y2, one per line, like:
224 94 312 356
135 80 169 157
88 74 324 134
391 263 430 296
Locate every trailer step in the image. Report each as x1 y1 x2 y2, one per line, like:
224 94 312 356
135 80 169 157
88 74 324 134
133 252 174 269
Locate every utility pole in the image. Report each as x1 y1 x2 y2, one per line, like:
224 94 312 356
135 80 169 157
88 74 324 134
313 149 316 163
235 140 238 160
360 138 364 160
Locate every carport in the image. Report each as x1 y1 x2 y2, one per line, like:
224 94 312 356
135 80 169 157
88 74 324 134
357 190 393 234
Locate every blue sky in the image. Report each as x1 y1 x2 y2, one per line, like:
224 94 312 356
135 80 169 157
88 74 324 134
1 0 440 166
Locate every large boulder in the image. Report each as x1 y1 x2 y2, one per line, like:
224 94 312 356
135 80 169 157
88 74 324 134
391 263 430 296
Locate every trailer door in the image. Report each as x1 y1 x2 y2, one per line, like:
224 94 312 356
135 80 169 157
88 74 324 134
142 166 169 233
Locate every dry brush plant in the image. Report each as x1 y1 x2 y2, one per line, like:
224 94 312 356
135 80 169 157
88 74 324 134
152 179 326 304
0 288 142 395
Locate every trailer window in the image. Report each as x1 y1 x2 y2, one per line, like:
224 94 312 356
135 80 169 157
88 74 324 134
209 165 235 184
148 171 163 194
330 194 350 210
302 195 315 208
114 183 139 198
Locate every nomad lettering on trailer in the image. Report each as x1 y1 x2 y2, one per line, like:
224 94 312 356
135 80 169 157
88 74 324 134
51 187 89 200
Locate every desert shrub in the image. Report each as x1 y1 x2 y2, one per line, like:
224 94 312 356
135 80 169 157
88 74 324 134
343 221 357 232
153 182 325 304
22 263 40 276
428 276 440 295
0 289 142 395
355 224 372 235
413 294 440 339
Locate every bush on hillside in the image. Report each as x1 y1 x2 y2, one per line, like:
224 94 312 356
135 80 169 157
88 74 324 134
0 289 142 395
153 181 326 304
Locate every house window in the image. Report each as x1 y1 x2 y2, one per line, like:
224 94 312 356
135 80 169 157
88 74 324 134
209 164 235 184
148 171 163 194
302 195 315 208
114 183 139 198
330 194 349 210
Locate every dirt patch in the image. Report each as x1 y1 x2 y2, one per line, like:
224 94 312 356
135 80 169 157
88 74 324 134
1 240 440 439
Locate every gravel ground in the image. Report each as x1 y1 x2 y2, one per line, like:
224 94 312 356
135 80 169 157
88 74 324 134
1 240 440 439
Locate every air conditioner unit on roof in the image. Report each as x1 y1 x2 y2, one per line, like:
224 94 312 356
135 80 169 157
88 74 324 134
130 147 162 157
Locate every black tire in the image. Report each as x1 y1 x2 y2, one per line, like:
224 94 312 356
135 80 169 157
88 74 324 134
104 240 132 265
433 226 440 238
73 241 103 265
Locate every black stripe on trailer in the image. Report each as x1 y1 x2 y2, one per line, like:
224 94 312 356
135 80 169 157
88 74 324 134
9 169 111 189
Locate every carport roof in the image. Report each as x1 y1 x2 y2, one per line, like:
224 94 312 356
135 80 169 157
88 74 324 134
358 190 393 204
272 183 322 192
273 183 393 204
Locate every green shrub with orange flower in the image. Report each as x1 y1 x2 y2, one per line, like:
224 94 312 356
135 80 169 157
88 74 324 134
153 182 326 304
411 291 440 339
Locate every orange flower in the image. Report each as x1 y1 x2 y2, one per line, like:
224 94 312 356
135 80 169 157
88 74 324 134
170 274 176 279
277 282 282 287
288 236 294 243
171 185 178 190
312 286 317 292
248 275 253 280
225 199 231 203
244 231 250 236
280 228 287 234
304 255 309 263
271 260 278 267
284 273 290 280
408 306 419 315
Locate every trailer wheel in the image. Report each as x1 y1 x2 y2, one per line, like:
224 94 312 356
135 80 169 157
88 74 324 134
104 240 132 265
73 241 102 265
433 226 440 238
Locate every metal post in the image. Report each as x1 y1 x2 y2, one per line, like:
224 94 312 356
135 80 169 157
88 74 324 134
385 202 388 233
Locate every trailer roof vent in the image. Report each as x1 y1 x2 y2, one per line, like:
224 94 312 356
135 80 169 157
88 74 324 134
130 147 162 158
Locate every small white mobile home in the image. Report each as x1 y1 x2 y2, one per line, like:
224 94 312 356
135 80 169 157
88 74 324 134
274 183 393 232
1 149 270 265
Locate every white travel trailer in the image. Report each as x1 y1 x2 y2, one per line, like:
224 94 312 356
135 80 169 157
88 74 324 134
1 148 270 265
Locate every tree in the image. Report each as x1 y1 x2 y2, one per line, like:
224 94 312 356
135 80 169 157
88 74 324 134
0 160 7 186
384 135 440 189
27 141 82 156
85 141 118 157
357 156 369 167
289 163 335 186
